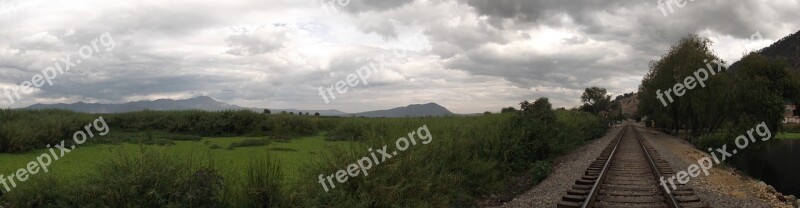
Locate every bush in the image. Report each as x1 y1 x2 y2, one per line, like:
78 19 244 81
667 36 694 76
325 120 368 141
783 123 800 133
531 160 551 183
698 132 730 151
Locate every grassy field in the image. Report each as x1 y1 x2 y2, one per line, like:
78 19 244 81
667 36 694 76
776 132 800 140
0 133 354 186
0 108 608 207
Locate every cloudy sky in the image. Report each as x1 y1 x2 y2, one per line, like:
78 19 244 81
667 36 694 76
0 0 798 113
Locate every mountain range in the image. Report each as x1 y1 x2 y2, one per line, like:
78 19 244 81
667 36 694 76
24 96 454 118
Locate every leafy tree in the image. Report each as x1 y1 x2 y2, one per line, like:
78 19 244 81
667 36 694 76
580 87 611 115
520 97 556 123
501 107 516 113
263 109 271 114
314 112 320 117
638 34 730 137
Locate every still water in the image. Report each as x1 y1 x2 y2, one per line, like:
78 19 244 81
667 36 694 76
729 139 800 197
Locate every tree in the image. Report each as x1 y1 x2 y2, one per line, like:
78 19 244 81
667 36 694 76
501 107 517 113
314 112 320 117
581 87 611 115
638 34 730 137
730 53 800 132
520 97 556 123
484 111 492 115
263 109 271 114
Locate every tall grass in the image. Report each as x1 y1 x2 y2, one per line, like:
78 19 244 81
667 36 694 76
298 110 606 207
0 108 606 207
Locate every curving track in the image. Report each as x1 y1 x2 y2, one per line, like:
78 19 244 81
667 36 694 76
557 124 708 208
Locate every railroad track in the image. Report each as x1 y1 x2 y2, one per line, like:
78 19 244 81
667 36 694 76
557 124 708 208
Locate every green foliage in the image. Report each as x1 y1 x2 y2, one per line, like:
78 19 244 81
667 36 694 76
325 120 369 141
501 107 517 113
580 87 612 114
520 97 556 123
637 34 800 144
0 109 330 153
531 160 551 183
299 100 607 207
697 132 730 151
0 105 607 207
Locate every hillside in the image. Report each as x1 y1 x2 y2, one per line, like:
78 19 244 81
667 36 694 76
351 103 454 118
730 29 800 71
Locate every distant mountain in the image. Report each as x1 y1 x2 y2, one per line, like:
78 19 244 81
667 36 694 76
26 96 247 113
24 97 453 117
351 103 454 118
730 29 800 71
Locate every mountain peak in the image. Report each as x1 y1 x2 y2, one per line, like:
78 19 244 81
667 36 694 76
188 96 218 102
353 102 453 117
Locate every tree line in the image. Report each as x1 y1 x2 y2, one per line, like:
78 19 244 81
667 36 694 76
638 34 800 145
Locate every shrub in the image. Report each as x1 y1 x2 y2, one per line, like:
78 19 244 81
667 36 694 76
325 120 368 141
782 123 800 133
698 132 730 151
531 160 551 183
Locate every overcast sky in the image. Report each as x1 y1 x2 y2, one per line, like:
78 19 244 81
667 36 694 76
0 0 798 113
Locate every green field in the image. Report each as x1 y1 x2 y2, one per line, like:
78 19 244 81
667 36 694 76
776 132 800 140
0 134 354 186
0 108 609 207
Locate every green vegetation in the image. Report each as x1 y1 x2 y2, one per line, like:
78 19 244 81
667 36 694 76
776 132 800 140
228 138 271 149
0 98 607 207
637 34 800 150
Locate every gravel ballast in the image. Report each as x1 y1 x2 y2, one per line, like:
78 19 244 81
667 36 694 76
489 123 797 208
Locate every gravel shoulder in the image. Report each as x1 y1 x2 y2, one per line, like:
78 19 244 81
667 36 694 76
637 124 797 208
488 125 624 208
